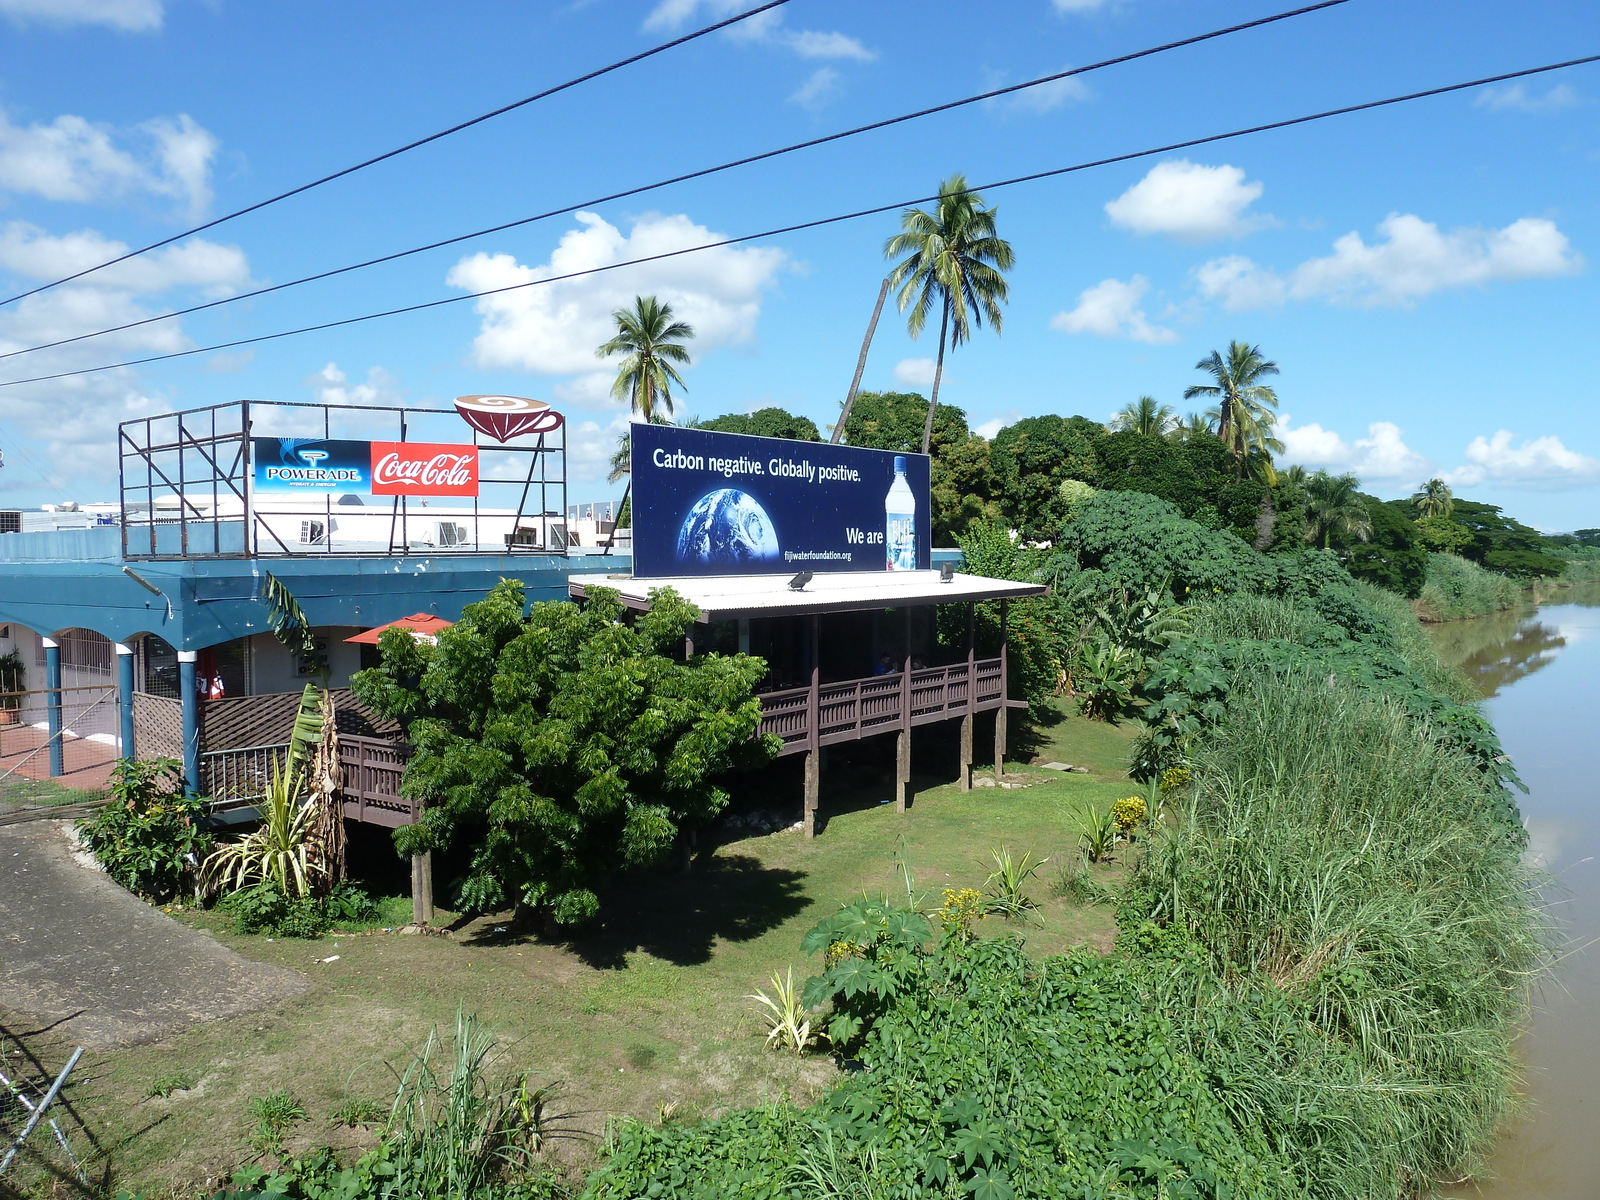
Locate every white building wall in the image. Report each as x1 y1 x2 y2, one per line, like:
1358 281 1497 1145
245 627 365 695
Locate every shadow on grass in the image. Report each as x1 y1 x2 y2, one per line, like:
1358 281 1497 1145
465 854 812 970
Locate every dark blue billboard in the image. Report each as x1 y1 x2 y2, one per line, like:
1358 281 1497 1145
631 424 931 578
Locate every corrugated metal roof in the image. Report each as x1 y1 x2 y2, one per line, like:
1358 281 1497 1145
566 570 1048 622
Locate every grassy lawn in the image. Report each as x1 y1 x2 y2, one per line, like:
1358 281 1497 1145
63 710 1138 1192
0 775 104 814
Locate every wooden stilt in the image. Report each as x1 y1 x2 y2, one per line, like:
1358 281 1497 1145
895 728 910 813
803 749 820 837
959 713 973 792
995 599 1009 779
961 601 975 791
411 852 434 926
993 707 1008 781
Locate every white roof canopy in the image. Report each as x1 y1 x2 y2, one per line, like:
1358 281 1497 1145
567 570 1048 623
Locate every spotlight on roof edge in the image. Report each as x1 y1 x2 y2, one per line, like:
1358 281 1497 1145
940 562 956 583
788 571 814 592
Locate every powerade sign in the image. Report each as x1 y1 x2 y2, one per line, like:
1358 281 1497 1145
251 438 479 498
631 423 931 578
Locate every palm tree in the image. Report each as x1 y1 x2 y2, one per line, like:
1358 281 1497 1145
1412 477 1454 519
1171 412 1212 442
596 295 694 422
1109 396 1176 438
1304 470 1373 549
1184 342 1281 473
884 173 1014 454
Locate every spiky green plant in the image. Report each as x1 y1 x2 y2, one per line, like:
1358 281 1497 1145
982 847 1047 922
203 760 318 898
748 967 817 1055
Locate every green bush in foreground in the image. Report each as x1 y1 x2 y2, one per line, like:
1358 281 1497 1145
78 758 211 902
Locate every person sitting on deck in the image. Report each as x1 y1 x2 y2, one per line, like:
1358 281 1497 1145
873 654 898 676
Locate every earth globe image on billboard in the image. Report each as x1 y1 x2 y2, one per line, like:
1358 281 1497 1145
676 488 781 567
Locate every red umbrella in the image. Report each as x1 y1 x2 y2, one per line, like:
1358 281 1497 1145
344 613 454 646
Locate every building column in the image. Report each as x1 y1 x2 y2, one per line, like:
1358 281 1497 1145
804 614 821 837
411 853 434 925
42 637 62 778
737 618 751 655
178 650 200 796
958 603 975 792
994 600 1009 780
116 643 135 760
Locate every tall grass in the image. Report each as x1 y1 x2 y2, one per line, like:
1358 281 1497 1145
1415 553 1524 623
1130 671 1546 1197
1188 591 1334 644
1350 577 1478 701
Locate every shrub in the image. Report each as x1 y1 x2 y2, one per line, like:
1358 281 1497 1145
203 760 319 899
746 967 817 1055
221 880 379 938
1416 552 1524 622
78 758 211 902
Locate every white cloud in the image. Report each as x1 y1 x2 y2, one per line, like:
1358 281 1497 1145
893 357 937 388
1105 160 1268 241
643 1 873 60
0 219 252 483
304 363 401 409
1052 0 1115 11
1277 413 1432 483
1195 213 1583 309
0 107 219 218
973 409 1022 441
445 210 786 406
0 0 161 30
566 412 633 484
790 68 841 112
1050 275 1177 344
1476 83 1580 113
1445 431 1600 489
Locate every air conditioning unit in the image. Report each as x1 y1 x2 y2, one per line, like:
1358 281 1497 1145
0 511 21 534
437 522 468 547
299 519 327 545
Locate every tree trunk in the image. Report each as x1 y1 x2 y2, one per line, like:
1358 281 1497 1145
833 278 892 444
1252 492 1277 551
921 297 950 455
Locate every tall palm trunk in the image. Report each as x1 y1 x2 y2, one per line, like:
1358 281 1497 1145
833 278 891 444
921 296 950 455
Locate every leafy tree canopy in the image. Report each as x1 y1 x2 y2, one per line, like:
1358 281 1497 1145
990 415 1100 533
695 407 820 442
1412 515 1474 555
1446 500 1568 578
1332 497 1428 599
352 580 775 925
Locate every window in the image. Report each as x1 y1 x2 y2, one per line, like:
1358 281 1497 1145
58 628 113 677
299 519 327 545
0 511 20 534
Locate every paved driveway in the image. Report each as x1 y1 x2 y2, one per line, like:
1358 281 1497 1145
0 821 306 1047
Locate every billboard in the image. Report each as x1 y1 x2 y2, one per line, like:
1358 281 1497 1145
630 423 931 578
251 438 479 498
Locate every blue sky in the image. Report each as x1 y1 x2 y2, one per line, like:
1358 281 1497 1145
0 0 1595 528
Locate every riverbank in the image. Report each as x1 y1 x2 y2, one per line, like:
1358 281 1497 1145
1415 551 1600 624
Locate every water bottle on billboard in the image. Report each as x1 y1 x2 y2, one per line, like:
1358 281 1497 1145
885 455 917 571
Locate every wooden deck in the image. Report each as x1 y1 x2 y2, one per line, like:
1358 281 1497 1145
757 657 1007 757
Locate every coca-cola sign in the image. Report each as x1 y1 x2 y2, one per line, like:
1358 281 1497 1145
370 441 479 497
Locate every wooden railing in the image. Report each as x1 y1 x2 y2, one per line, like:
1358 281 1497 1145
339 734 416 828
756 656 1006 756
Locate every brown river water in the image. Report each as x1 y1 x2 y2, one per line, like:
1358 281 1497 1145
1434 583 1600 1199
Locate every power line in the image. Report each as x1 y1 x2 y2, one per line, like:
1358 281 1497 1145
2 52 1594 392
0 0 1353 366
0 0 795 311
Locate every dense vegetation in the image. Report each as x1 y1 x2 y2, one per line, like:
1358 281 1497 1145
580 493 1543 1200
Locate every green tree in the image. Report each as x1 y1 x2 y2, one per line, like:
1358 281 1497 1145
1108 395 1176 438
1339 498 1429 598
1183 342 1282 477
1171 412 1212 442
596 295 694 422
1303 471 1372 549
605 413 674 484
695 407 821 442
1412 477 1454 519
1413 515 1473 554
990 415 1100 534
884 173 1014 454
352 580 775 926
1449 500 1567 578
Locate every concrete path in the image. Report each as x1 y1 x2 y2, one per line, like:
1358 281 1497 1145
0 821 307 1048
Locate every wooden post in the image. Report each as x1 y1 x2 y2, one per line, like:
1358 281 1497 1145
958 602 975 791
994 599 1009 780
804 614 821 837
897 606 912 812
684 630 695 659
411 852 434 925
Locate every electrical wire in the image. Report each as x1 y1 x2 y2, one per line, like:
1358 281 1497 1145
2 52 1593 391
0 0 795 311
0 0 1353 366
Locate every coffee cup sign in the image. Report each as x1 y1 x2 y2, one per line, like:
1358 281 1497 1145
454 395 564 442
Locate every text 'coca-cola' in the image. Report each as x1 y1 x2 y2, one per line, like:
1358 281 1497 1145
369 441 480 497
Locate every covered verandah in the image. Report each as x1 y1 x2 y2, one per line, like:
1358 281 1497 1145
568 569 1048 836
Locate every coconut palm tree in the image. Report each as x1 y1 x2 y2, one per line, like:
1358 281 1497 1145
1184 342 1280 473
1109 396 1176 438
1412 477 1454 519
1304 470 1373 549
596 295 694 422
884 173 1014 454
1171 412 1212 442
